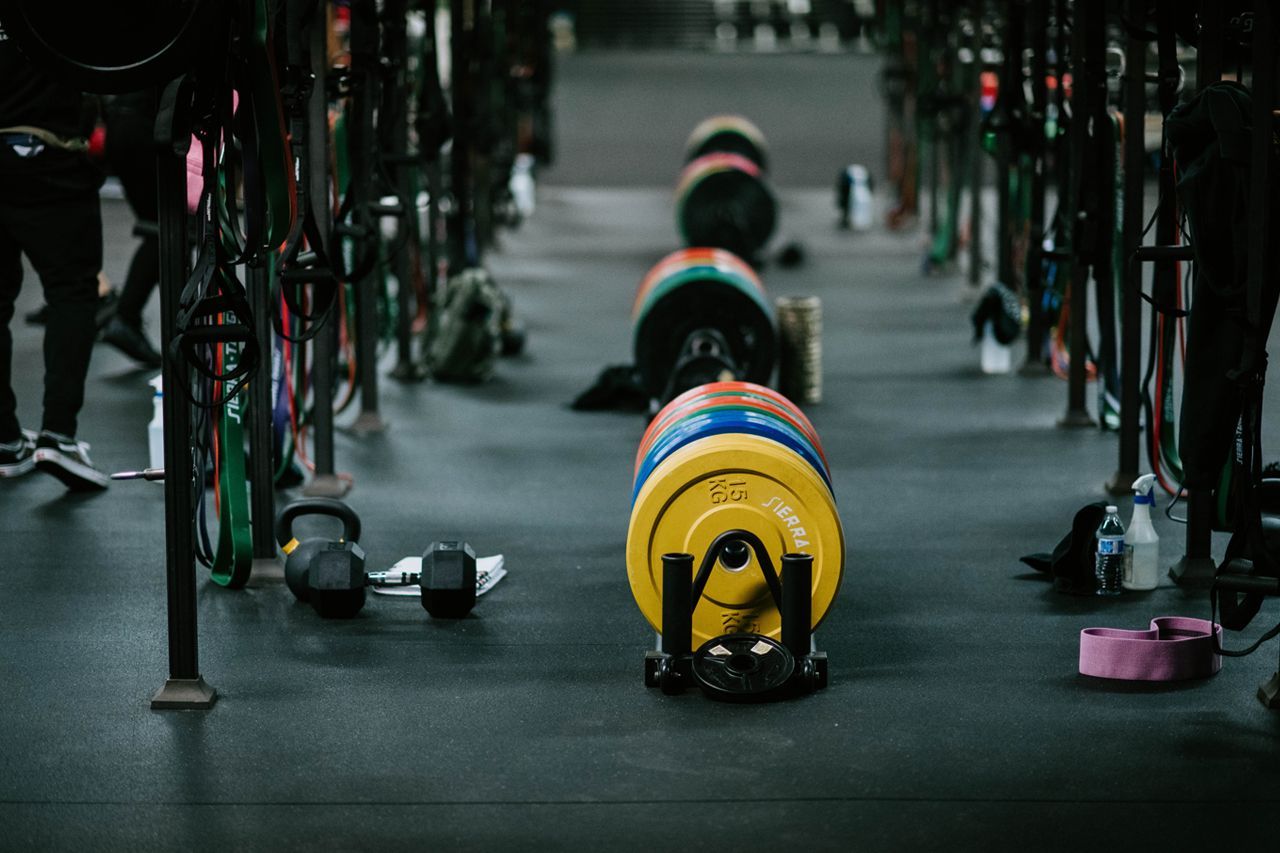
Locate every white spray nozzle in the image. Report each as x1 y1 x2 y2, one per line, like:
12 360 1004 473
1132 473 1157 502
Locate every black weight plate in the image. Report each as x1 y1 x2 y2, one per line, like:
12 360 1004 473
634 281 776 402
687 129 768 171
0 0 219 93
678 170 778 260
691 633 795 703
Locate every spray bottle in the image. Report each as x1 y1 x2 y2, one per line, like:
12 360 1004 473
1124 473 1159 591
148 375 164 472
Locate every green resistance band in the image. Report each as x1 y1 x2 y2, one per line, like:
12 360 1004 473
211 339 254 588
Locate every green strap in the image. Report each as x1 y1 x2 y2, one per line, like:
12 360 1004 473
211 340 254 588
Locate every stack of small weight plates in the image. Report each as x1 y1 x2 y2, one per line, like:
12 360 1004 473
626 381 844 645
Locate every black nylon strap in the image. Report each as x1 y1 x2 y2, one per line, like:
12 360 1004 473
168 88 262 408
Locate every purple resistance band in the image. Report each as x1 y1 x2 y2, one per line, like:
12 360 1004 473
1079 617 1222 682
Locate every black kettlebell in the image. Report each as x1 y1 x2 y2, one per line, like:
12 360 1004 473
275 498 364 606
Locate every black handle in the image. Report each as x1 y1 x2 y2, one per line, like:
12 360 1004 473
274 498 362 547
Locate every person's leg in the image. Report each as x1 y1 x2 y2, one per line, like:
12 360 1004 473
10 157 103 439
18 172 110 491
114 233 159 327
0 216 25 443
100 230 161 366
102 94 162 365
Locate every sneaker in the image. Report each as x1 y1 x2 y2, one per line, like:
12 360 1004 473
101 315 163 368
0 429 37 478
33 431 110 491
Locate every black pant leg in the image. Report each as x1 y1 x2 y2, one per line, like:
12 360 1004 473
0 215 24 442
116 234 159 326
105 96 160 327
0 150 104 438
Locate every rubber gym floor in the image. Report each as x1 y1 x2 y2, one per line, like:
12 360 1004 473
2 51 1279 852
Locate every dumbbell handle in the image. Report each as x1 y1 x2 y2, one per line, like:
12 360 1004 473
365 570 421 587
111 468 166 481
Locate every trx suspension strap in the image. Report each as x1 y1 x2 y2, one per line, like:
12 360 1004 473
159 66 258 588
1210 54 1280 655
273 0 340 345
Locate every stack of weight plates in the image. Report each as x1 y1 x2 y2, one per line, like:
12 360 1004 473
632 248 777 402
675 115 778 259
685 115 770 169
626 381 844 645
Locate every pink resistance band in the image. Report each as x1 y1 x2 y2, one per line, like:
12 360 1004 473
1079 617 1222 682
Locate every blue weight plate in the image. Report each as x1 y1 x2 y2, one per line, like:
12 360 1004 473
639 400 829 482
632 408 832 504
637 404 828 488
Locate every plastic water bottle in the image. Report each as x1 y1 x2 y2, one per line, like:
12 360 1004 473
148 375 165 471
979 320 1012 374
510 153 536 220
846 165 873 232
1094 505 1126 596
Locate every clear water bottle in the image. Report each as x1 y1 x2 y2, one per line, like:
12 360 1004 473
148 375 164 471
1094 505 1126 596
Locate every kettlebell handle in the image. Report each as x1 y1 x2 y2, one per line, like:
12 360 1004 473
274 499 362 548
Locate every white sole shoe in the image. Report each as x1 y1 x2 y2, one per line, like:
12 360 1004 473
0 430 38 478
33 434 109 491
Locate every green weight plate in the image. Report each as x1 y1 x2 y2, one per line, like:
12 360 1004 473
633 248 763 317
686 115 769 169
633 280 776 400
634 265 771 329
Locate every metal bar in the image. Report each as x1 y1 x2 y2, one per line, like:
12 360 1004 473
781 553 813 661
1110 0 1147 492
1196 0 1223 87
450 0 477 269
1022 0 1050 370
994 0 1018 289
661 553 693 659
1133 246 1194 262
1168 0 1227 585
923 0 940 243
967 4 986 288
1244 1 1275 368
1059 0 1094 427
152 91 216 710
306 4 340 491
382 0 422 382
247 261 275 557
349 0 386 434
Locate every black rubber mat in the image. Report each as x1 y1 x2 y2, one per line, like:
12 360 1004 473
1 51 1278 851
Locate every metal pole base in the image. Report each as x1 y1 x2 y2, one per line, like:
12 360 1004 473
1258 672 1280 709
347 412 389 437
1168 555 1216 588
303 474 353 498
151 677 217 711
247 558 284 588
1057 409 1096 429
1105 469 1141 497
389 361 428 383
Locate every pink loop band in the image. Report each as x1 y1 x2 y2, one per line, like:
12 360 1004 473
1079 617 1222 682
